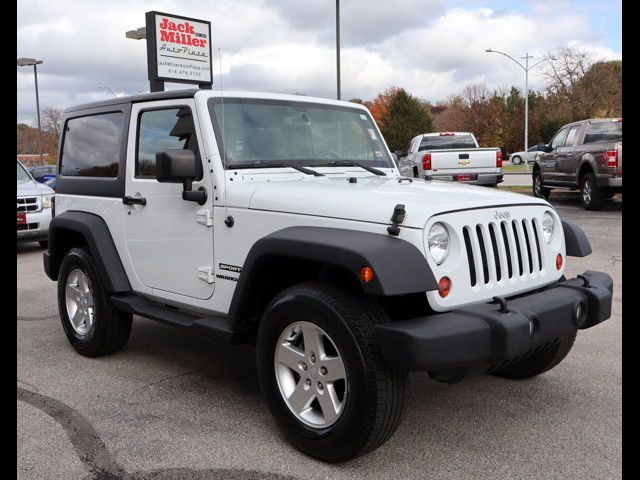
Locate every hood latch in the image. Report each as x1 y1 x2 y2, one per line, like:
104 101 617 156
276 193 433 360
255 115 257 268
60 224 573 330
387 204 406 236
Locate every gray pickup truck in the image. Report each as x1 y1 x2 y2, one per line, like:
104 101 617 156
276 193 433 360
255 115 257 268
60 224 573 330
533 118 622 210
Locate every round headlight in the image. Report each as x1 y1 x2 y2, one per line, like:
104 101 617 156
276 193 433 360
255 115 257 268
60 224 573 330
428 223 449 265
542 211 554 243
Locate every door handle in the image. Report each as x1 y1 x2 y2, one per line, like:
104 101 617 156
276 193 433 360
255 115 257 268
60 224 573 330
122 196 147 206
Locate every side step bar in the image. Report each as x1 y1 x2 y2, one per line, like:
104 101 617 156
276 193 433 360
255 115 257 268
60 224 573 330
111 294 253 345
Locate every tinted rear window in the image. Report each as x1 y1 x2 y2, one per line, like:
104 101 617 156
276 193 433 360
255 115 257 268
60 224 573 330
60 112 123 177
419 135 476 151
583 121 622 144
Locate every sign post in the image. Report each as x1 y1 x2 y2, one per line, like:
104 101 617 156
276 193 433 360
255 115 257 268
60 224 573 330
144 11 213 92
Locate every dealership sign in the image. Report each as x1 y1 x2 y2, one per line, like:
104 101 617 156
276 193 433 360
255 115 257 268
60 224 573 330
145 11 213 90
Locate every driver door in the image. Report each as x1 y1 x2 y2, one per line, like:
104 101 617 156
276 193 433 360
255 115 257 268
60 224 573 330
539 127 569 183
124 99 215 301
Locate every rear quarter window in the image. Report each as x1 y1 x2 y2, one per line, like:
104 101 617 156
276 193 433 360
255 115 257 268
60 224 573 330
60 112 124 177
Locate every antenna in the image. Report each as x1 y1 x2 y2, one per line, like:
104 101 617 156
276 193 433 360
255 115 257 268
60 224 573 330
218 47 226 168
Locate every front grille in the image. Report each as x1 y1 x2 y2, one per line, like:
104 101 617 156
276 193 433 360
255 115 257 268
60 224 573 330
463 218 543 286
17 197 39 212
17 223 38 231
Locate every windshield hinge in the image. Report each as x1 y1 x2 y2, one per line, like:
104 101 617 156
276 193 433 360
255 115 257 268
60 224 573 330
196 209 213 227
197 266 215 284
387 204 406 236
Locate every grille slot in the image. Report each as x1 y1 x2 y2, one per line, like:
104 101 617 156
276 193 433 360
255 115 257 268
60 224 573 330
461 215 544 287
463 227 477 287
17 197 39 212
17 223 39 231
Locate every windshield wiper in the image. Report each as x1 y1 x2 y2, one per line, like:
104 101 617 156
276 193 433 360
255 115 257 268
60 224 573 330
317 160 386 176
228 161 324 176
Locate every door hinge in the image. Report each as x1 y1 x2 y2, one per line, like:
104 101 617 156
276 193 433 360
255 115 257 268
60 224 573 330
197 266 215 284
196 209 213 227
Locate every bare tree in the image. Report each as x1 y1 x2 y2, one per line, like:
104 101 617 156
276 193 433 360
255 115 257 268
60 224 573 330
543 46 594 120
42 106 64 138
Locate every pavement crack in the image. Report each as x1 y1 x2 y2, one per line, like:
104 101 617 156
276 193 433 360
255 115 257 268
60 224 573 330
128 362 214 397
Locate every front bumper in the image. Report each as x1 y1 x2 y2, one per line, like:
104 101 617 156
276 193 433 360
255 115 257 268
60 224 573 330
376 270 612 372
426 173 503 185
17 209 51 242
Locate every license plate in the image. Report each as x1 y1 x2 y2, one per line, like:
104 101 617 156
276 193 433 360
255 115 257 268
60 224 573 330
17 212 26 225
457 174 472 182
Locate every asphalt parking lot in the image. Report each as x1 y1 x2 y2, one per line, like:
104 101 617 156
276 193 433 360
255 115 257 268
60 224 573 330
17 195 621 480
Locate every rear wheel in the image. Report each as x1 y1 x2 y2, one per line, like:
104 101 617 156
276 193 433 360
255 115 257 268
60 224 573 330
532 170 550 200
581 172 603 210
256 282 406 462
512 155 522 165
57 247 132 357
491 331 577 380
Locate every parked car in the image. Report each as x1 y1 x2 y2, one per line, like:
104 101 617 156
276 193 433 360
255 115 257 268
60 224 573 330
397 132 502 187
28 164 57 183
17 159 54 247
509 144 545 165
533 118 622 210
43 89 612 461
44 177 56 191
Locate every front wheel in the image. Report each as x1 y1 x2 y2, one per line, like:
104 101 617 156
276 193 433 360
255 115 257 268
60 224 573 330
256 282 406 462
512 155 522 165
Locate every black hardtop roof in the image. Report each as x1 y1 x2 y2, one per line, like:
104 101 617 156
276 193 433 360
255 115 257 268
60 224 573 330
65 88 199 113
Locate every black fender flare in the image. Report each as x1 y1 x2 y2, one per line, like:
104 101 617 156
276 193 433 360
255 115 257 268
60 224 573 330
561 219 592 257
227 226 438 322
43 211 132 292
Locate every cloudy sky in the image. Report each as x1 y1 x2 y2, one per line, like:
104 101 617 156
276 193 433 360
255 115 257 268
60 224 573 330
17 0 621 124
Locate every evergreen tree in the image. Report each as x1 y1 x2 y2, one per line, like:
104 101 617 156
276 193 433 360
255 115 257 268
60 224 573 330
379 89 433 152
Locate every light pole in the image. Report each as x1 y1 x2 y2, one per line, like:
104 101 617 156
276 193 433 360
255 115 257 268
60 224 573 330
336 0 341 100
485 49 548 166
17 57 44 164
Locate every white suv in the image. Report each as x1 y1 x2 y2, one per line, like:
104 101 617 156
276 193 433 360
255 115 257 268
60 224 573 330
44 89 613 461
17 159 54 247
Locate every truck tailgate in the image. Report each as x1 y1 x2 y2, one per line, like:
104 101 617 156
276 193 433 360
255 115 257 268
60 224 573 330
430 148 499 174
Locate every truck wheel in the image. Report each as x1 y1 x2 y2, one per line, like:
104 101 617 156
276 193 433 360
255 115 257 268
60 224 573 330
57 247 132 357
532 170 550 200
491 331 576 380
256 282 406 462
581 172 603 210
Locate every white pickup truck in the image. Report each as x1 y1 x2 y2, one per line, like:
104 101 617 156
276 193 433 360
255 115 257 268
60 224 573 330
397 132 503 187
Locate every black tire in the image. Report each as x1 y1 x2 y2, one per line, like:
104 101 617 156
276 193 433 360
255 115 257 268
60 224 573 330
512 155 522 165
491 331 576 380
256 282 406 462
57 247 132 357
532 169 550 200
38 240 48 249
580 172 603 210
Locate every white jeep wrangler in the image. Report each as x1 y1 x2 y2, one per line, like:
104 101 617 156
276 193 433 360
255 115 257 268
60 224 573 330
44 89 612 462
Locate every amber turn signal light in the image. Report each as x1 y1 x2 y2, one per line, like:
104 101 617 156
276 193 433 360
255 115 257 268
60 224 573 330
360 267 374 283
556 253 563 270
438 276 451 298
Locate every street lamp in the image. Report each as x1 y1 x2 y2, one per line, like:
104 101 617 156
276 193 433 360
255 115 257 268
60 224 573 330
485 49 549 166
17 57 44 164
336 0 341 100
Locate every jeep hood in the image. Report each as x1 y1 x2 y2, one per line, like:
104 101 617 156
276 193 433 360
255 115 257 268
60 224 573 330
225 174 547 229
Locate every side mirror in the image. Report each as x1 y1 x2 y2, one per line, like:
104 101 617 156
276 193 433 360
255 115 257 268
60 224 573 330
394 150 405 158
156 150 207 205
543 144 553 153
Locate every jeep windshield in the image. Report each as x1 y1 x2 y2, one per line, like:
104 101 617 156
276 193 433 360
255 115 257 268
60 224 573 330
208 98 394 170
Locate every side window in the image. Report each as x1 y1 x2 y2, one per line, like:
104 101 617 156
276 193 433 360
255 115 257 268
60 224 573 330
136 107 202 179
550 128 569 149
564 126 581 147
60 112 123 177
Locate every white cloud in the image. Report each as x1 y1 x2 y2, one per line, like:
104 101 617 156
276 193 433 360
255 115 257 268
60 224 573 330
17 0 620 123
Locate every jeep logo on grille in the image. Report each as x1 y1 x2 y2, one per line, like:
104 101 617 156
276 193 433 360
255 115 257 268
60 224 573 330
494 210 510 220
